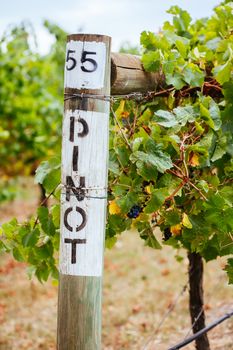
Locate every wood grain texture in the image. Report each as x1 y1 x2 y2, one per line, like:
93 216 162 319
57 34 111 350
65 41 106 90
111 52 164 95
58 275 102 349
60 110 108 277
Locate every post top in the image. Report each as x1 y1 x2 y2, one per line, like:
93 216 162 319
67 34 111 43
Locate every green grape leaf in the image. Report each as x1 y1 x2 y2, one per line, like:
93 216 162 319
37 206 56 236
213 61 232 85
107 214 128 233
154 110 177 127
209 99 222 131
116 145 130 168
22 228 40 247
140 31 157 50
1 218 18 239
165 72 186 89
135 160 158 181
35 157 60 186
35 262 50 283
12 247 25 262
167 6 192 32
145 188 169 213
116 192 138 214
43 168 60 194
144 232 162 249
164 210 181 226
141 51 160 72
51 204 60 228
136 221 161 249
183 64 205 87
211 136 227 162
105 236 117 249
130 150 173 174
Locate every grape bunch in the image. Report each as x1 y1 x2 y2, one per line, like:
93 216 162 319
163 228 172 241
127 205 142 219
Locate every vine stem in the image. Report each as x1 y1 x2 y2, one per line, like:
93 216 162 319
172 163 186 177
187 252 210 350
165 180 186 202
167 169 184 180
111 106 132 150
129 104 139 137
33 184 60 229
167 167 207 202
189 181 208 201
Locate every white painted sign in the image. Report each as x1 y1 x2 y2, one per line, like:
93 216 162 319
64 40 106 90
59 109 109 277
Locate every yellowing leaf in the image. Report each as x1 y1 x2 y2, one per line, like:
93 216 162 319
115 100 125 118
199 59 205 70
109 200 121 215
182 213 192 229
121 111 130 118
145 185 152 194
194 121 204 135
105 236 117 249
171 224 182 236
200 103 210 118
189 152 200 167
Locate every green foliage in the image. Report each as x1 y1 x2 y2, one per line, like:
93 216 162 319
35 157 61 194
0 21 65 201
0 150 61 281
0 210 59 282
1 2 233 284
140 2 233 89
107 2 233 283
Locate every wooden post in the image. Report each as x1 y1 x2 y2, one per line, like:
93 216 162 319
111 52 164 94
57 34 111 350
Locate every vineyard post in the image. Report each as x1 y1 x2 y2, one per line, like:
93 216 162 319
57 34 111 350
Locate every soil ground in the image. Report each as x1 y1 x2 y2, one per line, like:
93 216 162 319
0 180 232 350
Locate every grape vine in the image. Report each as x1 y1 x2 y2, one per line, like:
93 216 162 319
0 21 65 202
0 1 233 285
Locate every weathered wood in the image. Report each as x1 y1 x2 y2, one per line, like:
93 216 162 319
57 34 111 350
111 52 164 95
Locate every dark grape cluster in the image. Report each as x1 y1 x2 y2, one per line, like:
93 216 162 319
163 228 172 241
127 205 142 219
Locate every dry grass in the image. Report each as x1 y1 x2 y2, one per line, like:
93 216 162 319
0 185 232 349
103 233 233 350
